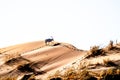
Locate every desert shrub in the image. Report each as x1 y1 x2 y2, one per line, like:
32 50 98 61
103 69 120 80
108 40 113 50
62 69 96 80
4 54 15 61
105 40 114 51
47 67 120 80
103 59 118 67
21 74 35 80
87 46 105 58
99 68 120 80
47 68 98 80
17 63 35 73
5 57 21 65
5 56 30 67
4 53 21 62
104 40 120 52
77 69 97 80
63 68 77 79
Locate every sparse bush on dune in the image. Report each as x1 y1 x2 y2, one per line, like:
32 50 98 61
107 40 114 50
86 46 106 58
99 68 120 80
4 53 20 62
103 40 120 53
5 57 21 65
87 40 120 58
5 56 30 66
63 67 78 79
47 68 97 80
47 67 120 80
103 58 118 67
4 54 15 61
21 74 35 80
74 69 97 80
17 63 35 73
104 40 114 51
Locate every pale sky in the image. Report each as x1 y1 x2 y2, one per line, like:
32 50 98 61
0 0 120 50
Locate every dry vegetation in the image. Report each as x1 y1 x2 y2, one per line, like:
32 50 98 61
46 41 120 80
86 46 106 58
0 40 120 80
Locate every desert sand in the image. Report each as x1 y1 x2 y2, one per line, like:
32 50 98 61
0 41 86 80
0 40 120 80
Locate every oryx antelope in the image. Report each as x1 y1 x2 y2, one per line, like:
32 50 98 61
45 36 54 45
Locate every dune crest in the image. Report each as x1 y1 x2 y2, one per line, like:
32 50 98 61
1 40 119 80
0 41 86 80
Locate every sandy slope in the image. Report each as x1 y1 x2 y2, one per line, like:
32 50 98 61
44 43 120 80
0 41 86 79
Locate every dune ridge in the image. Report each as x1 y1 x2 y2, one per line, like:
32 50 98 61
0 40 86 80
0 40 119 80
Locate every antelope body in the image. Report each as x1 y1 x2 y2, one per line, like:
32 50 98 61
45 36 54 45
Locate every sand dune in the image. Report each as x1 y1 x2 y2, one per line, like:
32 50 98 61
0 41 120 80
0 41 86 79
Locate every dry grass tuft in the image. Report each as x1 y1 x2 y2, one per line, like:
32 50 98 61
21 74 35 80
47 68 97 80
5 57 21 66
4 53 21 62
99 68 120 80
103 59 118 67
104 40 114 51
50 68 120 80
17 63 35 73
86 46 105 58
